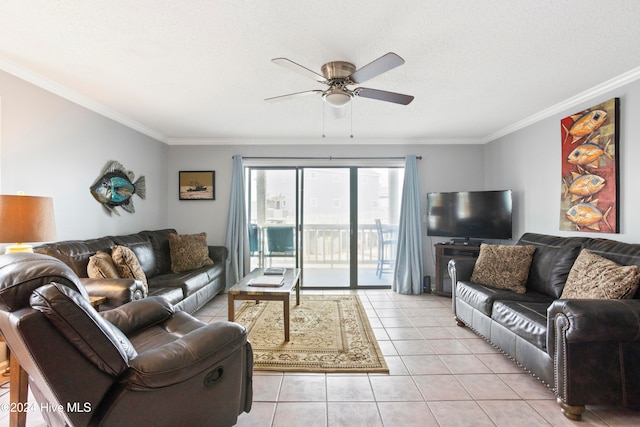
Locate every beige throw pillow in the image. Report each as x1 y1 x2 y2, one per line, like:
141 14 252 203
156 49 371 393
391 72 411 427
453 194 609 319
561 249 640 299
87 251 120 279
470 244 536 294
111 245 148 291
169 232 214 273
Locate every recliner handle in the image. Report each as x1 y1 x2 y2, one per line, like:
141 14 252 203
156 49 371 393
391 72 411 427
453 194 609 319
204 366 224 386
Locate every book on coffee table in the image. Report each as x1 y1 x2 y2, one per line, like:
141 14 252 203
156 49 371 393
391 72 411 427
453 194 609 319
248 275 285 287
263 267 286 275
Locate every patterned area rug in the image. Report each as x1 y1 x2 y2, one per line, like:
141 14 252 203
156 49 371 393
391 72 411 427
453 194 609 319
233 294 388 373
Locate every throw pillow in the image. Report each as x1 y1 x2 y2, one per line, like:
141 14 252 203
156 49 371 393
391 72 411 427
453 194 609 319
561 249 640 299
168 232 214 273
111 245 148 292
470 244 536 294
87 251 120 279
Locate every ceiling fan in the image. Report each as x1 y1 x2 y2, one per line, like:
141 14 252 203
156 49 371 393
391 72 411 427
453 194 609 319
266 52 414 113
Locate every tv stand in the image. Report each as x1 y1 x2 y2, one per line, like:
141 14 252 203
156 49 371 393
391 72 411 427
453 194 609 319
434 243 481 296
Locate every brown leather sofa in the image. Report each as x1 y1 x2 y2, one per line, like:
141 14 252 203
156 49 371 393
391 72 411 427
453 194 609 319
449 233 640 420
0 252 252 427
34 229 227 313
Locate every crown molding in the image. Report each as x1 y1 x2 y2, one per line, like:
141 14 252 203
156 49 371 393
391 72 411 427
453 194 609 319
0 57 168 143
483 65 640 143
3 53 639 147
165 136 485 146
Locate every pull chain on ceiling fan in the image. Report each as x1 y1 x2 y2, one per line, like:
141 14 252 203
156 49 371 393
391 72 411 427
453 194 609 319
266 52 414 111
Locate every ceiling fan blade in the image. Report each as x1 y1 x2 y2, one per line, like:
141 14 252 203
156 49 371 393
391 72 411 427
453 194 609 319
265 90 323 102
272 58 326 83
355 87 414 105
349 52 405 84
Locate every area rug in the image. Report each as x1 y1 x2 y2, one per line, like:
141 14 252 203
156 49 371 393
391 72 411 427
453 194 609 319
233 294 388 373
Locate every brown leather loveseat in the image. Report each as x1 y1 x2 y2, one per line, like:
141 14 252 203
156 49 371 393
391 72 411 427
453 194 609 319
449 233 640 420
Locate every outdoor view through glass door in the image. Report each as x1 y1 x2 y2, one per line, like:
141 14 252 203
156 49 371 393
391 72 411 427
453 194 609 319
247 166 403 288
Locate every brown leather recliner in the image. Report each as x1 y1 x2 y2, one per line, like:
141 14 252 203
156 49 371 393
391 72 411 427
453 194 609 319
0 252 253 427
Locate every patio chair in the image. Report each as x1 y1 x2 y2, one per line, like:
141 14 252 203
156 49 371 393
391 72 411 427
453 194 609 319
375 219 396 278
249 224 262 267
264 226 295 266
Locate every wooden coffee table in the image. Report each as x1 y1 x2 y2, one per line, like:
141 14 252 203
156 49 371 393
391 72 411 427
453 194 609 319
228 268 301 342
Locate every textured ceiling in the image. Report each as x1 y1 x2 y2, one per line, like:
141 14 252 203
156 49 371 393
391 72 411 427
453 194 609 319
1 0 640 144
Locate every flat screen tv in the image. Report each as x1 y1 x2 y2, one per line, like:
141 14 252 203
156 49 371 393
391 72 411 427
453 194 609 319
427 190 512 243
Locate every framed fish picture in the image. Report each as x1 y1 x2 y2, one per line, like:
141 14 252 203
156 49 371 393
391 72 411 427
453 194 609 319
179 171 215 200
560 98 619 233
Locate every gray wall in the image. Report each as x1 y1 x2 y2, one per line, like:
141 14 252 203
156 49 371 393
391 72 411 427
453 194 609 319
0 70 169 246
167 143 486 279
484 79 640 243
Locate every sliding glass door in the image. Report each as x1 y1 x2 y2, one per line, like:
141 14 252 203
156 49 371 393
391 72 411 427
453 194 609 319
300 168 351 287
356 168 403 286
247 168 298 271
247 165 403 288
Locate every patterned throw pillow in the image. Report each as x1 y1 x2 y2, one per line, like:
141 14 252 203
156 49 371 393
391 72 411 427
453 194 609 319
470 244 536 294
111 245 148 292
87 251 120 279
560 249 640 299
168 232 214 273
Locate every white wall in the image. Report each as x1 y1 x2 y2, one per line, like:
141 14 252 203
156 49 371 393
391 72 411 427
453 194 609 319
0 70 169 244
167 143 486 279
484 79 640 243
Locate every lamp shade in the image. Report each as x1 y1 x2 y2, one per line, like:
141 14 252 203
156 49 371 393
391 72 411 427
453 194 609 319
0 195 57 245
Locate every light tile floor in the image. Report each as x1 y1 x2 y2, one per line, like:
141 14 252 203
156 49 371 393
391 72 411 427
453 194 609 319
3 289 640 426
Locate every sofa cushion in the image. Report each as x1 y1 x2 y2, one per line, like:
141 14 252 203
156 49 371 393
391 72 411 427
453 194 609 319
517 233 589 298
141 229 178 276
112 246 148 292
561 249 640 299
470 244 536 294
456 281 554 316
168 232 214 273
148 264 220 297
34 237 116 278
87 251 120 279
146 286 184 306
491 300 549 350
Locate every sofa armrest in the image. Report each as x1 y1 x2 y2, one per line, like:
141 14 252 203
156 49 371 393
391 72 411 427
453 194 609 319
100 296 175 335
448 258 476 284
81 278 147 310
547 299 640 355
448 258 477 317
127 321 249 388
208 245 228 264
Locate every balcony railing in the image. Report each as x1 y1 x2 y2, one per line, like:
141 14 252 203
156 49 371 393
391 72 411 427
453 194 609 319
250 223 397 267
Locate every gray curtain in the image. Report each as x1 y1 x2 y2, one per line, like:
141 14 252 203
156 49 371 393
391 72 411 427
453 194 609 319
224 155 249 288
392 155 424 294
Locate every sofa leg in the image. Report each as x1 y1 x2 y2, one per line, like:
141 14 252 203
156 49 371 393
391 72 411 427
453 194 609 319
557 398 585 421
454 316 465 327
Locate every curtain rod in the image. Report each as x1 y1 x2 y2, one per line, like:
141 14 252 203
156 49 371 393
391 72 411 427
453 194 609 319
235 156 421 160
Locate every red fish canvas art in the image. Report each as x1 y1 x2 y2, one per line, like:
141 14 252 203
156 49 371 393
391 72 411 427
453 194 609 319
560 98 619 233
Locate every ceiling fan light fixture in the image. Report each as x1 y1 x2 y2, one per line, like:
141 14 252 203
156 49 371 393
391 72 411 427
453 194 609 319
323 89 351 107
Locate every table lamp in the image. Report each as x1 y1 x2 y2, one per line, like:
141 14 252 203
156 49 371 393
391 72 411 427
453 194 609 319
0 194 57 253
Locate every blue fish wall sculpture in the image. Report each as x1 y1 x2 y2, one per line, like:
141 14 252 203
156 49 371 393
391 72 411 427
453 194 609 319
90 161 146 215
